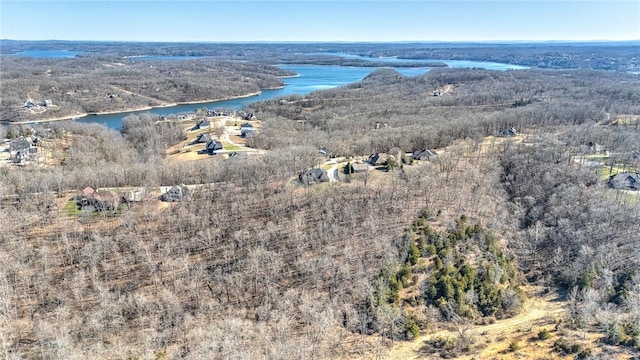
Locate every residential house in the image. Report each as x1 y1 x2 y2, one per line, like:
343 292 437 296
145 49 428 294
10 138 37 164
160 185 191 202
22 99 36 109
75 187 120 212
10 137 31 153
191 119 211 131
412 149 438 161
319 148 333 158
348 162 370 173
206 140 223 155
367 153 389 166
498 127 518 137
240 123 254 132
193 133 212 144
608 173 640 191
299 168 329 185
587 141 606 154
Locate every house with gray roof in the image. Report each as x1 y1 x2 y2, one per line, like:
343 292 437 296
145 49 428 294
193 133 212 144
206 140 223 155
367 153 389 166
160 185 191 202
299 168 329 185
412 149 438 161
608 172 640 191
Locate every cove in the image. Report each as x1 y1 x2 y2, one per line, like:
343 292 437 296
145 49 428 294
75 61 524 130
76 65 433 129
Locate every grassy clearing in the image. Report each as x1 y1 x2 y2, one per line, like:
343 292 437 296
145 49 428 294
596 165 639 180
604 189 640 204
584 153 609 160
62 199 82 217
319 162 335 171
222 143 243 151
62 198 128 217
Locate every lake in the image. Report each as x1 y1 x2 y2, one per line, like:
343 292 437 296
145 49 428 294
14 50 526 129
77 60 526 129
323 52 530 70
75 65 438 129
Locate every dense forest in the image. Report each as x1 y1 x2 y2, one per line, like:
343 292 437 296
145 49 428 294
1 43 640 359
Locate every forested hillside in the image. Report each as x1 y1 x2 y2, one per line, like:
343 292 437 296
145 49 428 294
0 57 293 122
1 66 639 358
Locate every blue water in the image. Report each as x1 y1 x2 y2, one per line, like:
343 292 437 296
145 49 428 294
76 65 435 129
13 50 81 58
324 52 529 70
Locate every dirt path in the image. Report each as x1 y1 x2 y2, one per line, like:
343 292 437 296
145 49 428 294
386 286 566 359
217 117 259 152
327 162 339 182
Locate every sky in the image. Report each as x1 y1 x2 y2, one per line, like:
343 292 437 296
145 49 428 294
0 0 638 42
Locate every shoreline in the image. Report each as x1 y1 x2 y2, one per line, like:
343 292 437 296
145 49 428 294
6 91 263 125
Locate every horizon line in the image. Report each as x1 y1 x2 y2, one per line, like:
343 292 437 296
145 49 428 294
2 38 640 44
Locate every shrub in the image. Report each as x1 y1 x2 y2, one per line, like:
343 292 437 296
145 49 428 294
407 242 420 265
576 348 592 359
508 340 520 352
430 335 456 350
537 328 551 340
604 321 625 346
404 318 420 340
397 263 413 288
423 244 437 256
553 338 582 354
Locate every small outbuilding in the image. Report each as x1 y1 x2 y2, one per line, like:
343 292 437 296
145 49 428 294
240 123 254 132
119 190 144 203
228 151 248 159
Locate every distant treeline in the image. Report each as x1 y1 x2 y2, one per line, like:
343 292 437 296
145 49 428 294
2 40 638 71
